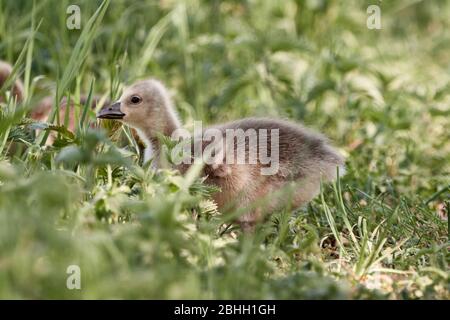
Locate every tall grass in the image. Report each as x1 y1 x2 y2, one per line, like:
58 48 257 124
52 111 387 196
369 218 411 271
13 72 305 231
0 0 448 299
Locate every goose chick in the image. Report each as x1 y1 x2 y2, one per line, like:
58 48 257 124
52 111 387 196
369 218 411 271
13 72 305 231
97 79 345 230
0 60 24 103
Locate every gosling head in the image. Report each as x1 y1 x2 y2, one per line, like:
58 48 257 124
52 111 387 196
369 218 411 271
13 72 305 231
97 79 180 136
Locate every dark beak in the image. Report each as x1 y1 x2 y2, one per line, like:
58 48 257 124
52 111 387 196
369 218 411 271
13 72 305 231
96 102 125 119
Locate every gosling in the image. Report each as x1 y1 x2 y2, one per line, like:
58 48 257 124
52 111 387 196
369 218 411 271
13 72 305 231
97 79 345 230
0 60 24 103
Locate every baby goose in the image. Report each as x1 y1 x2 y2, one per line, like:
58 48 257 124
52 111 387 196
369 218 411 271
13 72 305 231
97 79 345 230
0 60 24 103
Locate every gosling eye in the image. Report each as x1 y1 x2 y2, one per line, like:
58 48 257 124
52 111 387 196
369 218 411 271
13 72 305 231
130 95 142 104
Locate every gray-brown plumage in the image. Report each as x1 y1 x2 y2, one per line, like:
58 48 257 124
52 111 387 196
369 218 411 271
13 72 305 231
0 60 24 103
0 61 115 145
98 79 345 230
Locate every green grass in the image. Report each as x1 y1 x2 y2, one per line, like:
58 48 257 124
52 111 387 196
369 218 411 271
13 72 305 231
0 0 449 299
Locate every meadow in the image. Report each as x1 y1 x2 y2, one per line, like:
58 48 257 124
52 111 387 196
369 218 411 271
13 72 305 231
0 0 448 299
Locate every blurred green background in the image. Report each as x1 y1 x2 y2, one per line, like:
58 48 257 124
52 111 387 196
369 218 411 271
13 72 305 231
0 0 448 299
